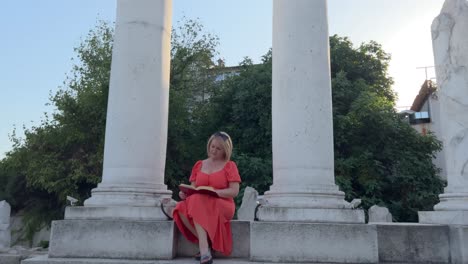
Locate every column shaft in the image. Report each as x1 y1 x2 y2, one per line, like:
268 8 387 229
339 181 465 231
260 0 364 222
83 0 173 210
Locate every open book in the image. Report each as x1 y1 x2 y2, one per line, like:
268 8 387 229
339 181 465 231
179 184 219 197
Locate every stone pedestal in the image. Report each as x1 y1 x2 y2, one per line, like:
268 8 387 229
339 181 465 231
176 221 250 259
47 220 175 260
373 223 450 263
0 254 20 264
449 226 468 264
250 222 378 263
258 0 364 223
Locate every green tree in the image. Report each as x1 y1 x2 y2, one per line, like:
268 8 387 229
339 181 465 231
0 21 113 240
165 18 221 193
329 35 443 221
0 18 223 236
205 52 274 205
208 36 443 221
0 18 444 228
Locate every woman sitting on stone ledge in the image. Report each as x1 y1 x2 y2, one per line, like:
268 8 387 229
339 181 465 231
172 131 242 264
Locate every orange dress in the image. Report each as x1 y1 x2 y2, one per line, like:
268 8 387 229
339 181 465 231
173 160 241 256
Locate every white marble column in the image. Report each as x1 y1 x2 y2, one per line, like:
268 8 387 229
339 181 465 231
419 0 468 225
258 0 363 223
67 0 173 220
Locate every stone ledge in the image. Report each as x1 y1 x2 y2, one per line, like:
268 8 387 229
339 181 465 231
0 254 21 264
448 225 468 264
372 223 450 263
21 255 378 264
250 222 378 263
48 220 175 260
64 206 170 221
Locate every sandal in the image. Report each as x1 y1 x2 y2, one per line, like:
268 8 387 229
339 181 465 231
195 244 212 260
160 202 173 220
200 254 213 264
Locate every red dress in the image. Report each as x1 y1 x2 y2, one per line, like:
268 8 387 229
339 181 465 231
173 160 241 256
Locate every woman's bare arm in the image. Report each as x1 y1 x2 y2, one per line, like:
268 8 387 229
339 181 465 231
215 182 240 198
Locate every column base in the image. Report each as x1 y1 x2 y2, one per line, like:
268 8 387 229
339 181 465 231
419 210 468 225
84 183 173 207
65 204 174 221
433 192 468 211
257 207 365 223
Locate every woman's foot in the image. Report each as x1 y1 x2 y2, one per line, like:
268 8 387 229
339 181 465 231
200 254 213 264
195 245 212 260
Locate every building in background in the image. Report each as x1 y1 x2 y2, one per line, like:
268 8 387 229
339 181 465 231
401 80 446 180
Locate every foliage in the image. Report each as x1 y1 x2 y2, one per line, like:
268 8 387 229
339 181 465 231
329 35 444 221
207 36 443 221
0 21 113 238
0 21 444 229
165 18 221 194
204 51 273 199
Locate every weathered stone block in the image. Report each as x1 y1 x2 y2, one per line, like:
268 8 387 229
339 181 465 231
0 200 11 249
368 205 392 223
48 219 175 260
0 230 11 250
250 222 378 263
449 225 468 264
0 254 20 264
0 201 10 225
374 223 450 263
176 220 249 258
237 187 258 221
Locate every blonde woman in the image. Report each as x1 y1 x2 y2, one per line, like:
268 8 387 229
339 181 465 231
172 132 241 264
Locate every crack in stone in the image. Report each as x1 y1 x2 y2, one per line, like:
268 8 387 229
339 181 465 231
450 127 468 148
462 159 468 179
446 94 468 109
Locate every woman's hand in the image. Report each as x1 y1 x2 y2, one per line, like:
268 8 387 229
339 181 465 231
179 191 187 200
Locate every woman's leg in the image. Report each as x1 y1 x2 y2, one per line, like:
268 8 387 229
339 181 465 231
194 221 210 256
178 211 198 238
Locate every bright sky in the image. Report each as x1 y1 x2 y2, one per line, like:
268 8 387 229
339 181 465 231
0 0 444 158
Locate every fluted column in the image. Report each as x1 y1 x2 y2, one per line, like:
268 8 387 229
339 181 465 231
258 0 363 223
69 0 173 220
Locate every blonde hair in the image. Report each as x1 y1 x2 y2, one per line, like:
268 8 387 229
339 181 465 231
206 131 233 161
